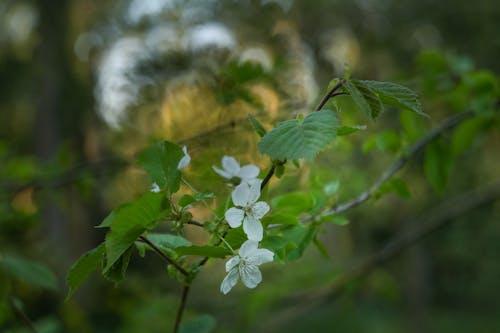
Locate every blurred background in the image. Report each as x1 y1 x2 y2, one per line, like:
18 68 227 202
1 0 499 332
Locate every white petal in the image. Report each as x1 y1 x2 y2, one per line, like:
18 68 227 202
239 264 262 289
177 147 191 170
150 182 160 193
221 156 240 175
247 248 274 266
238 164 260 180
243 178 262 187
225 256 240 272
232 183 251 207
225 208 244 228
220 267 239 294
251 201 270 219
238 240 259 258
213 166 232 179
243 216 263 241
247 181 261 205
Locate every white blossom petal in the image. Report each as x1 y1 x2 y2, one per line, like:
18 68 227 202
150 182 160 193
247 248 274 266
225 207 244 228
232 183 251 207
251 201 270 220
239 264 262 288
221 156 240 175
177 146 191 170
225 256 240 272
220 267 239 294
238 164 260 180
212 166 232 179
238 240 259 258
243 216 263 241
247 181 261 205
244 178 263 186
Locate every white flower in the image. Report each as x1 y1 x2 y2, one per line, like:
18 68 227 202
213 156 260 184
225 181 269 241
220 240 274 294
177 146 191 170
150 182 160 193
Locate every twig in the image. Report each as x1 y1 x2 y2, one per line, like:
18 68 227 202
173 285 190 333
138 236 189 276
263 182 500 330
315 79 344 111
9 297 38 333
324 110 475 216
186 220 204 227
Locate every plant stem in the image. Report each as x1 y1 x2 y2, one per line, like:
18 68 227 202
9 297 38 333
315 79 344 111
138 236 189 276
173 285 190 333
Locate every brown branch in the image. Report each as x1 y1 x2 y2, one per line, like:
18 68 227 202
138 236 189 276
324 110 475 216
315 79 344 111
186 220 204 227
173 285 190 333
263 182 500 330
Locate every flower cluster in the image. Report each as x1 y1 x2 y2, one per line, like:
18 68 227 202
213 156 274 294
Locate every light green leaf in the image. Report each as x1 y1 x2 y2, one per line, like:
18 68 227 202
104 192 165 272
320 215 350 225
248 114 267 137
135 233 192 256
96 210 115 228
258 109 339 161
362 130 401 153
179 195 196 208
261 213 299 226
344 80 384 119
1 255 57 291
271 192 314 215
337 125 367 136
361 80 426 116
138 140 184 193
176 246 231 258
179 315 216 333
66 244 105 299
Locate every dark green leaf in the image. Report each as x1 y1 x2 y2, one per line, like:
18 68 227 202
337 125 367 136
179 195 196 208
451 117 486 156
248 114 267 137
225 228 247 250
258 109 339 161
271 192 314 215
424 141 453 193
135 233 192 257
377 178 411 199
179 315 216 333
138 140 184 193
66 244 105 299
104 192 164 272
275 164 285 178
176 246 231 258
361 80 426 116
103 246 133 283
344 80 384 119
281 224 319 261
313 237 329 258
1 255 57 291
96 211 115 228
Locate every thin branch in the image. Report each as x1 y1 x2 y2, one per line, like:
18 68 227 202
9 297 38 333
324 110 476 216
186 219 204 227
315 79 344 111
263 182 500 330
261 164 277 191
138 236 189 276
173 285 190 333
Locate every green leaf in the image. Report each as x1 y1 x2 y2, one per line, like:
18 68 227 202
179 195 196 208
344 80 384 119
377 178 411 199
275 164 285 178
225 228 247 250
361 80 426 117
260 235 289 261
337 125 367 136
176 246 231 258
248 114 267 137
282 224 319 261
194 192 216 201
261 213 299 226
451 117 486 156
66 244 105 299
362 130 401 153
271 192 314 215
424 141 453 193
103 246 133 283
135 233 192 257
104 192 165 272
1 255 57 291
96 211 115 228
320 215 350 225
313 237 329 258
138 140 184 193
258 109 339 161
323 180 340 196
179 315 216 333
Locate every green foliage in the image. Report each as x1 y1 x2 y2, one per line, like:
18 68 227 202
138 141 184 193
66 244 105 299
248 114 267 137
258 109 339 160
179 315 216 333
424 140 453 193
319 214 350 225
176 246 231 258
344 79 384 119
362 130 401 153
337 125 367 136
0 254 57 291
376 178 411 199
104 192 166 272
135 233 192 258
271 192 314 215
